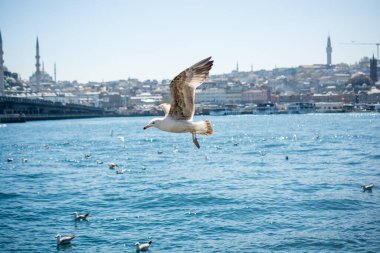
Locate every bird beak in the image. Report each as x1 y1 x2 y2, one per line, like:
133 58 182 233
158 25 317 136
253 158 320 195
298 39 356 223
143 125 150 130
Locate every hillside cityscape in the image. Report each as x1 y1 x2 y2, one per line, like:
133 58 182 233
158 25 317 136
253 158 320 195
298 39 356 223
1 33 380 119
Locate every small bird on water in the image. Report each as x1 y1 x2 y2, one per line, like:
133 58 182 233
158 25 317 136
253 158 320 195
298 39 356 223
135 240 153 252
143 57 214 149
55 234 75 246
72 212 90 221
109 163 118 169
362 183 374 192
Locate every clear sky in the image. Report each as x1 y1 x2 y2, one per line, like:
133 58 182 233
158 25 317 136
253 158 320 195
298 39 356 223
0 0 379 83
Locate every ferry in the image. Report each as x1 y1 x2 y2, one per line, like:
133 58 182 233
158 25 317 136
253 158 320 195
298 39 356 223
287 102 315 114
254 103 278 114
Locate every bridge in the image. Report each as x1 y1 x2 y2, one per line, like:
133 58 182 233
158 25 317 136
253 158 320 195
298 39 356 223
0 96 105 123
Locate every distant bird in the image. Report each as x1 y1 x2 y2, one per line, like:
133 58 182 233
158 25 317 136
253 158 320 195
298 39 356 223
84 153 92 158
285 156 289 160
116 169 125 174
22 158 28 163
118 136 125 147
118 136 125 143
72 212 90 221
109 163 118 169
135 240 153 252
143 57 214 149
7 157 13 162
96 160 103 164
362 183 374 192
55 234 75 246
157 150 163 154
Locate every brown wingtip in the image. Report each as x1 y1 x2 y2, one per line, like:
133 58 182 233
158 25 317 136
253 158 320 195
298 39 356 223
204 120 214 135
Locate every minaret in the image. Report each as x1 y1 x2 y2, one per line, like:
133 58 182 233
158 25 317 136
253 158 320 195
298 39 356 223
54 62 56 83
0 30 4 95
326 36 332 66
370 54 378 83
35 37 41 88
236 61 239 72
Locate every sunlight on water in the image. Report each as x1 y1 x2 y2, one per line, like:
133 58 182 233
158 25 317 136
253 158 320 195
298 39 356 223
0 113 380 252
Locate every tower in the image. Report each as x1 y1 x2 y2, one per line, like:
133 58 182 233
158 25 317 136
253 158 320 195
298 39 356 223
35 37 41 88
54 62 56 83
236 61 239 72
0 30 4 95
326 36 332 66
370 54 378 83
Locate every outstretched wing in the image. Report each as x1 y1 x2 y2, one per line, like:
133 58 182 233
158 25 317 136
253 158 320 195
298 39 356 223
159 103 171 116
168 57 213 120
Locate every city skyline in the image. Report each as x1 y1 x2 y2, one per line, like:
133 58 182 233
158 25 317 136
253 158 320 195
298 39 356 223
0 0 379 83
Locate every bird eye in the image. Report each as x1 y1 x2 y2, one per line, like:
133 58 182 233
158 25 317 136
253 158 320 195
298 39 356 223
152 122 155 124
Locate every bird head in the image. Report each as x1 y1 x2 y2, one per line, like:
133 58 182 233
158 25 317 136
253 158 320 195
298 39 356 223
143 118 162 130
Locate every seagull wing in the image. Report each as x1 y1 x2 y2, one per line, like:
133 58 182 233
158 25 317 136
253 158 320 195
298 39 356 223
168 57 213 120
159 103 171 116
61 235 75 243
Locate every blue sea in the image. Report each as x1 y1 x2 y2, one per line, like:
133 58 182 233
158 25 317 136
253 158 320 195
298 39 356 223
1 113 380 252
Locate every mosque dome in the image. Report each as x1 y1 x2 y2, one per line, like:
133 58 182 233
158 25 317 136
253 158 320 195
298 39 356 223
346 72 373 91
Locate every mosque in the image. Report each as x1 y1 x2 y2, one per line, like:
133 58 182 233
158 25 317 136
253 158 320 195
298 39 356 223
28 37 55 92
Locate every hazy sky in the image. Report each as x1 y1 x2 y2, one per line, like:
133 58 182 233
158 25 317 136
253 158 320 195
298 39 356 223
1 0 379 82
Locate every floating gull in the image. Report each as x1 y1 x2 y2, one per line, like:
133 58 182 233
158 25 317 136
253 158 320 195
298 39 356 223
118 136 126 147
362 183 374 192
96 160 104 164
84 153 92 159
143 57 214 149
109 163 118 169
135 240 153 252
7 157 13 162
118 136 125 143
22 158 28 163
72 212 90 221
55 234 75 246
116 169 125 174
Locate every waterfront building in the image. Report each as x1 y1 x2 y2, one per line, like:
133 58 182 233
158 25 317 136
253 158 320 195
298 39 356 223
242 89 268 104
0 30 4 95
195 88 226 105
326 36 332 66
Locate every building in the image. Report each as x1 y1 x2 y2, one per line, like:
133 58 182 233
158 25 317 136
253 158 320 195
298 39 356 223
29 37 54 91
242 89 268 104
0 30 4 95
326 36 332 66
195 88 226 105
370 55 378 83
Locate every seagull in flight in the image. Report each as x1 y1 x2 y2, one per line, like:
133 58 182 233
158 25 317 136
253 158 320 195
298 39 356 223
143 57 214 148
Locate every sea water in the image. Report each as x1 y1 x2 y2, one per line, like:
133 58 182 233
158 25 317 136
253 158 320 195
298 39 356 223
0 113 379 252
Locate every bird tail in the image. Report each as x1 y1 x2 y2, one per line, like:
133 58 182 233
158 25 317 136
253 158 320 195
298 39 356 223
197 119 213 135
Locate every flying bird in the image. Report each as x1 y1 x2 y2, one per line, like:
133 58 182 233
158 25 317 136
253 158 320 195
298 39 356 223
143 57 214 148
